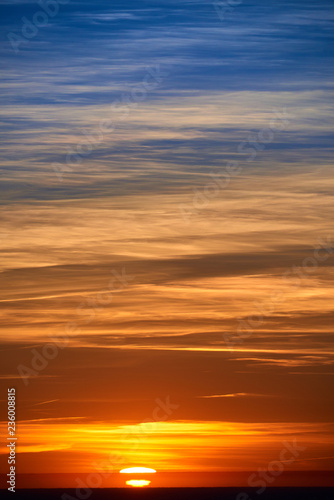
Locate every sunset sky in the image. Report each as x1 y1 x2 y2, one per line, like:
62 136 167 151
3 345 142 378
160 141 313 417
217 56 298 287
0 0 334 489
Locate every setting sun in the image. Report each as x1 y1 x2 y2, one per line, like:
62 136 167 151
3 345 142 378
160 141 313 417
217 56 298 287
120 467 156 474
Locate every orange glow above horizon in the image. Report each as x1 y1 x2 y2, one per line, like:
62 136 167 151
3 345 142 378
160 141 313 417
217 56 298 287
1 419 334 475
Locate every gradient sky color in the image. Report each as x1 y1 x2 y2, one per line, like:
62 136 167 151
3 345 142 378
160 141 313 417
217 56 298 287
0 0 334 488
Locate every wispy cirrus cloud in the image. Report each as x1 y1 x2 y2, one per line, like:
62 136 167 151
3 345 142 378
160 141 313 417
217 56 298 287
1 0 334 479
196 393 272 399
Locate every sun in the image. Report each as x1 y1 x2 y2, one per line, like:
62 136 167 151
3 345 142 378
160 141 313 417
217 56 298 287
120 467 156 488
120 467 156 474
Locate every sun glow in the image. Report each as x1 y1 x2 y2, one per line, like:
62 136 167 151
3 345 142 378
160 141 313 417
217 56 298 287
126 480 151 488
120 467 156 474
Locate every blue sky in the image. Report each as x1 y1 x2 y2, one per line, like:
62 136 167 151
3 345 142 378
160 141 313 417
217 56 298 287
0 0 333 202
2 1 334 103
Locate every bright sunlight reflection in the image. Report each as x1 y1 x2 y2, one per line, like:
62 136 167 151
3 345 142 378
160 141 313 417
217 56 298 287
126 480 151 488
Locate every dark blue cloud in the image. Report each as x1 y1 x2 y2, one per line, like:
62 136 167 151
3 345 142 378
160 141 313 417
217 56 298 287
1 0 334 102
0 0 333 201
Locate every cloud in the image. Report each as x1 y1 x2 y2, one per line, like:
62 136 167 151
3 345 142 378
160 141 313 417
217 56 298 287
1 419 333 472
31 399 60 406
236 356 334 368
0 0 333 478
196 393 271 399
0 374 59 380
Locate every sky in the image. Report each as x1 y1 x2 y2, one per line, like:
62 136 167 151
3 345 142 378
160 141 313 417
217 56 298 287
0 0 334 489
